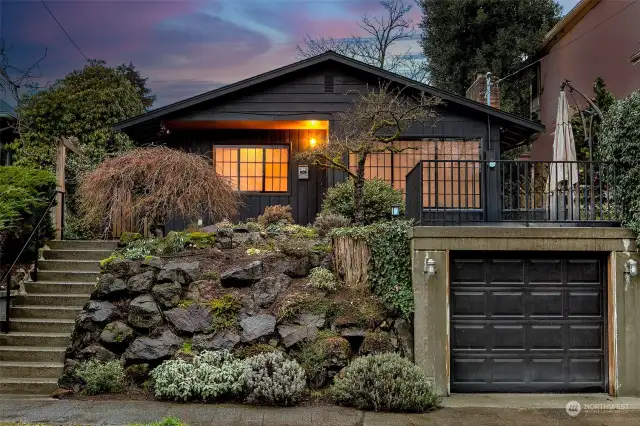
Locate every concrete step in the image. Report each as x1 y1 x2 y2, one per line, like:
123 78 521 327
43 249 113 261
15 293 89 307
37 270 98 283
0 346 66 363
0 332 70 347
0 378 58 395
38 260 100 272
25 281 95 295
10 305 82 320
0 361 64 379
9 318 75 334
47 240 118 251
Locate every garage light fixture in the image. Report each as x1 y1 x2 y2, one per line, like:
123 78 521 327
424 257 437 280
626 259 638 277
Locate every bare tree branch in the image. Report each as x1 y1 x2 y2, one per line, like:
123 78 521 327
297 81 441 223
296 0 427 82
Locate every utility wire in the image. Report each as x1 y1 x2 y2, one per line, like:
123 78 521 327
40 0 88 61
496 0 638 85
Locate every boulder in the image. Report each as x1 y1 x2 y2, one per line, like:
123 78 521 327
104 258 140 279
233 232 262 245
151 282 182 309
394 318 414 361
192 331 241 351
77 300 119 330
124 330 182 363
157 262 201 285
78 344 117 362
295 312 325 328
94 274 127 300
221 261 263 287
278 324 318 348
100 321 134 347
127 271 155 294
141 257 163 270
284 257 311 278
320 254 334 272
240 314 276 342
201 225 217 234
164 305 212 334
128 295 163 329
185 280 217 303
233 225 250 233
253 274 291 308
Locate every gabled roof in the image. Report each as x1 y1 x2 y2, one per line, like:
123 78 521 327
541 0 600 52
0 99 15 119
115 51 544 139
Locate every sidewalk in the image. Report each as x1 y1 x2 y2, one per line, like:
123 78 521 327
1 397 640 425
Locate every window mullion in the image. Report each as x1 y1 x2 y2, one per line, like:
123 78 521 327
262 148 266 193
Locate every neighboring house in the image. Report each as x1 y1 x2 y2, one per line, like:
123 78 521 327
0 99 15 166
116 52 640 397
115 51 542 228
530 0 640 160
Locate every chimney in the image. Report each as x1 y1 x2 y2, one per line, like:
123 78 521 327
466 72 501 109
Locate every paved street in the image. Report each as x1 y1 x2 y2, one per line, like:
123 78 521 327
1 397 640 425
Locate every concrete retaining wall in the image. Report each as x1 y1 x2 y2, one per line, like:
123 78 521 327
411 226 640 396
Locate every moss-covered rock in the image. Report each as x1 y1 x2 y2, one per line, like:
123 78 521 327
235 343 277 359
119 232 143 247
297 334 351 389
359 330 396 356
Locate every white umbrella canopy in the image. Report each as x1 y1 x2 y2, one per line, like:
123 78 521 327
548 90 579 220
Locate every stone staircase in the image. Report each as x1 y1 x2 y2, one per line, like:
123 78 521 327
0 240 117 397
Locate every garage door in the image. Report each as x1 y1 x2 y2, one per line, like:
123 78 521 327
450 252 607 393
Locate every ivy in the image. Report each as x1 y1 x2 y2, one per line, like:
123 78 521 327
332 220 413 318
599 90 640 242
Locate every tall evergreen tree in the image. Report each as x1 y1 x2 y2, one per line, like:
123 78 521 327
116 62 156 110
420 0 561 116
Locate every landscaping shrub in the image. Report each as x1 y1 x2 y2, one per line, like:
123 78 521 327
151 359 196 401
313 213 351 236
245 351 306 406
257 205 294 227
78 147 239 235
599 90 640 240
321 179 404 224
192 350 248 401
332 221 413 318
74 359 125 395
151 350 247 402
119 232 142 246
235 344 277 360
0 166 56 263
309 267 339 291
330 353 440 412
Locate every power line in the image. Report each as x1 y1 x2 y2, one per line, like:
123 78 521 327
40 0 88 61
496 0 638 85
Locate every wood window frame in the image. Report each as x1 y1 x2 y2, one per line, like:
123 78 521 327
213 144 291 195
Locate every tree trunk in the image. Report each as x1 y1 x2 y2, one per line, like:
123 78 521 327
353 154 368 224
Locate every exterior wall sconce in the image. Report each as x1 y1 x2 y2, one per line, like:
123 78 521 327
424 257 437 282
626 259 638 277
391 205 401 217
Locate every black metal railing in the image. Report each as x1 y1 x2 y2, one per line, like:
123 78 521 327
406 160 623 226
1 191 60 333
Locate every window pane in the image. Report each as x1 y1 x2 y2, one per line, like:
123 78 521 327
214 145 288 193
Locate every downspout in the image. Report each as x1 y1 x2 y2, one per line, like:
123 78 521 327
485 72 492 107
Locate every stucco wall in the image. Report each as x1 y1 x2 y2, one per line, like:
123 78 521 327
531 0 640 161
411 226 640 396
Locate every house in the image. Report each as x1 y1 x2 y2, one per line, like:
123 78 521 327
530 0 640 160
0 100 15 166
115 51 640 397
115 51 543 228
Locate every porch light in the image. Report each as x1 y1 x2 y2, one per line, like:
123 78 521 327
391 205 401 217
626 259 638 277
310 138 317 147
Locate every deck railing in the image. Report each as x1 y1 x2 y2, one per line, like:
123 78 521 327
405 159 623 226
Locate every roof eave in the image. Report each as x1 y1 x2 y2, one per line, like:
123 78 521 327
541 0 600 52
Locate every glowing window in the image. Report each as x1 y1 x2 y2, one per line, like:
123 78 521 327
214 146 288 193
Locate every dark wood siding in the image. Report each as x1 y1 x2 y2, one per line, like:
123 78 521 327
163 62 507 228
165 128 326 229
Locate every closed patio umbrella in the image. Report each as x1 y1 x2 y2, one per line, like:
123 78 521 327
548 90 579 220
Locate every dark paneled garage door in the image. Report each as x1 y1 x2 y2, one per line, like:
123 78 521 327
450 252 606 393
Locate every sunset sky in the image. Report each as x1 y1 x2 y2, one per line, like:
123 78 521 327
2 0 579 108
